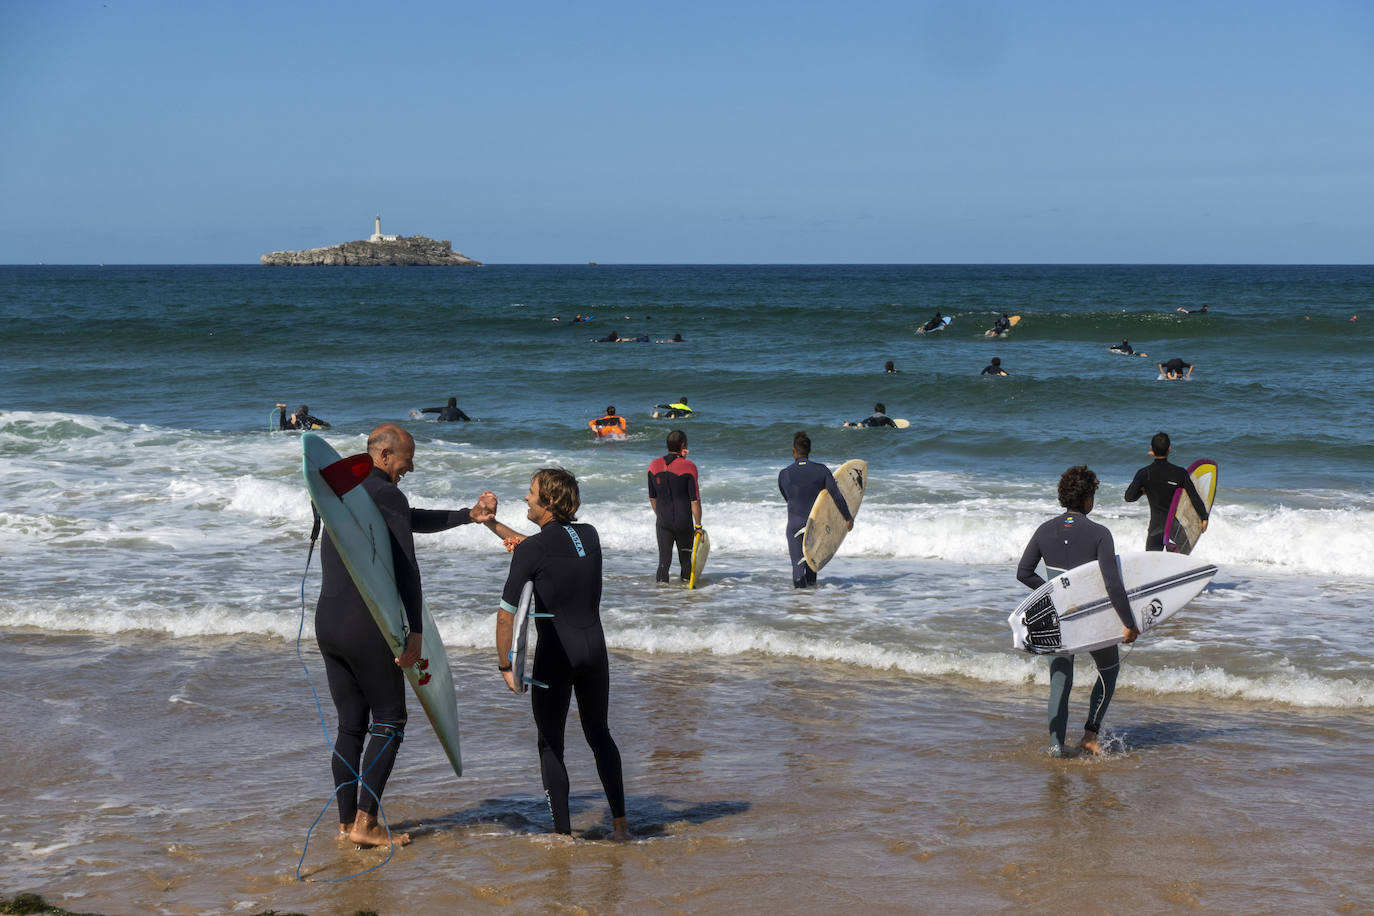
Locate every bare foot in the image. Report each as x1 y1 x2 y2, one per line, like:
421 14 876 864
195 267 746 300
1080 730 1101 755
349 812 411 848
611 816 630 842
337 824 351 841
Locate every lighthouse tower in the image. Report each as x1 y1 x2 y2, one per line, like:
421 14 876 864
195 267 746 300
369 215 398 243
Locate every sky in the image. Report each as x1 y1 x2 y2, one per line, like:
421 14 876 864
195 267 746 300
2 0 1373 264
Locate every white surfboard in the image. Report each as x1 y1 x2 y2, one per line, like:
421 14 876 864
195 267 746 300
1164 459 1218 555
801 459 867 572
688 528 709 589
917 316 951 334
301 433 463 777
1008 551 1217 655
508 580 542 694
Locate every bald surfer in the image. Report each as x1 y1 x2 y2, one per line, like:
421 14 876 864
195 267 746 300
315 424 495 847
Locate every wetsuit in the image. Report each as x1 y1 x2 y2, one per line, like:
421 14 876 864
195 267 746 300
920 315 944 331
499 521 626 834
1016 511 1133 747
859 413 898 427
647 453 700 582
420 405 471 422
1125 457 1208 551
980 364 1007 376
656 402 693 419
1109 343 1134 355
280 407 330 430
315 467 474 825
1161 357 1191 377
992 316 1011 334
589 415 627 437
778 458 852 587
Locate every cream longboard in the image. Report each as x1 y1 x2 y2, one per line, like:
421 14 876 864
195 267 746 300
801 459 867 572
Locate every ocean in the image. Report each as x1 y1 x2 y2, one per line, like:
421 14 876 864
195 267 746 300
2 264 1371 914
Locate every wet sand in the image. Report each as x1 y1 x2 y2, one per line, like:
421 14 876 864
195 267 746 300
3 631 1373 914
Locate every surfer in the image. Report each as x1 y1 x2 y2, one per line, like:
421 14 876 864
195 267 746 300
1176 304 1209 314
495 468 630 841
987 313 1012 336
844 403 898 427
591 330 619 342
980 357 1008 376
1124 431 1209 551
655 333 685 343
884 360 899 373
418 396 471 422
918 312 945 333
1108 339 1142 356
647 430 702 583
589 406 627 438
277 403 331 430
315 424 496 847
778 431 852 588
653 398 693 420
1158 357 1194 379
1016 465 1138 757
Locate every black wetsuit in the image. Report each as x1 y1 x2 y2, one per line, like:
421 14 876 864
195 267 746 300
1109 343 1134 355
280 407 330 430
778 458 852 587
315 467 473 824
856 412 897 427
647 453 699 582
1125 457 1208 551
992 316 1011 334
500 521 626 834
920 315 944 331
1161 357 1191 376
1016 511 1133 746
980 364 1007 376
420 405 471 422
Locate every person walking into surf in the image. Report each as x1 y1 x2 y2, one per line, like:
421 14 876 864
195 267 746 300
1016 465 1137 756
778 431 852 588
1124 431 1209 550
496 468 630 841
647 429 702 583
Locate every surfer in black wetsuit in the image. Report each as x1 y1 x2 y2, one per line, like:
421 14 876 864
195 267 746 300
1158 357 1193 379
314 424 496 847
1017 465 1138 757
419 396 471 422
647 430 702 582
980 357 1008 376
496 468 630 841
1124 431 1208 551
989 313 1012 336
778 431 852 588
845 403 898 427
1108 339 1136 355
278 403 331 430
919 312 945 332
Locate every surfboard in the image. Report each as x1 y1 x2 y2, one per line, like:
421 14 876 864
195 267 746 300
509 581 535 693
843 418 909 429
917 317 951 334
1008 552 1218 655
801 459 867 572
687 528 710 589
1164 459 1218 555
300 433 463 777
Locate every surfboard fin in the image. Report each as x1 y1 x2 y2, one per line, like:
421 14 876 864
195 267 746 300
321 453 373 497
522 676 549 689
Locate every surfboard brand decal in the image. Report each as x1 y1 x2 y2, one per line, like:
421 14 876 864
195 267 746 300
1060 576 1071 588
417 656 431 685
1148 599 1164 618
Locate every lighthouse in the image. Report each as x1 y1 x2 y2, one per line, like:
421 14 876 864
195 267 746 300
370 215 398 243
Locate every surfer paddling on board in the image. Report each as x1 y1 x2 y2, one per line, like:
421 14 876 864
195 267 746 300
647 429 702 583
589 406 627 439
844 403 898 427
778 431 852 588
277 403 331 430
418 396 471 422
496 468 630 841
1108 339 1145 357
1124 431 1209 551
918 311 945 333
1017 465 1138 757
1158 357 1194 379
315 424 497 847
980 357 1008 376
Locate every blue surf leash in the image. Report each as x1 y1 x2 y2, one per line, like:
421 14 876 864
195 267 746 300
293 508 398 882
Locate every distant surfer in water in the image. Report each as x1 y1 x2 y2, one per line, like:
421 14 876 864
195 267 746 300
655 332 685 343
589 406 627 438
653 397 693 420
980 357 1008 376
1017 465 1138 757
278 403 331 430
778 431 852 588
1124 431 1208 551
1175 304 1209 314
884 360 899 373
647 429 702 583
987 313 1012 336
496 468 630 841
592 330 620 342
1108 339 1144 357
918 312 945 333
844 403 898 427
315 424 496 847
418 396 471 422
1158 357 1194 379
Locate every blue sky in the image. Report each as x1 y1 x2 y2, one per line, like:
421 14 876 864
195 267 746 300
2 0 1372 263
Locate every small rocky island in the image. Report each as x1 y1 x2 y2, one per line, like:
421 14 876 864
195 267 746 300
261 217 481 266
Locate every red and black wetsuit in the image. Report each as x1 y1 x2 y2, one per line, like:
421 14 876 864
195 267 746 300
647 453 699 582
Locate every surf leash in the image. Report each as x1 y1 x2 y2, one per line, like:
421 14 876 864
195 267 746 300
293 506 398 882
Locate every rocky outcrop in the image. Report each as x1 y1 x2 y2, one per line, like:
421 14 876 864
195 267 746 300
260 236 482 266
